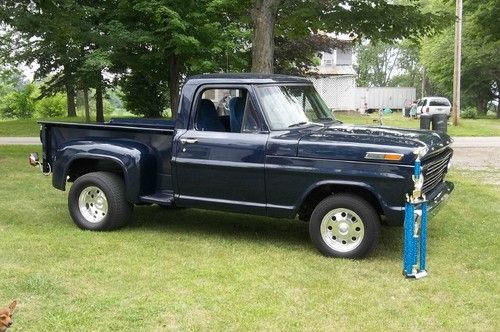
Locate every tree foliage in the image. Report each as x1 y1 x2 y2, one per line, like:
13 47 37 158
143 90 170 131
254 0 444 73
1 0 451 118
420 0 499 115
355 41 423 96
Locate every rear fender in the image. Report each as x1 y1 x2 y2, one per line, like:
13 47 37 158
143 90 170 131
52 140 157 203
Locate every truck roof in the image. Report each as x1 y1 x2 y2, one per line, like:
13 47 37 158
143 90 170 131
186 73 311 85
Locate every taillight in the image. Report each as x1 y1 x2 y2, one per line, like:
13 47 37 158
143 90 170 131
426 107 429 113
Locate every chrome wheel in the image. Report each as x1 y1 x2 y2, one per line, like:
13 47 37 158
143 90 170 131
320 208 365 253
78 186 108 223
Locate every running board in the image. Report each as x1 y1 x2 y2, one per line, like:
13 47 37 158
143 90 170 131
139 191 174 205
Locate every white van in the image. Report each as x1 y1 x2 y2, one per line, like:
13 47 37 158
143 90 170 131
416 97 451 117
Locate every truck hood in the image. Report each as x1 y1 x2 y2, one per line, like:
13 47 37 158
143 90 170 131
297 124 452 164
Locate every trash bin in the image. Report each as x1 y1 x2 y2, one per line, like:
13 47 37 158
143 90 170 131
420 115 431 130
404 107 410 117
432 114 448 133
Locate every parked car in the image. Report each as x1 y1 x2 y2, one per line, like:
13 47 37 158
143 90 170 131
29 74 454 259
415 97 452 117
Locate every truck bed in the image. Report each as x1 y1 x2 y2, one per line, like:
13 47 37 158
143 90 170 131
39 119 175 200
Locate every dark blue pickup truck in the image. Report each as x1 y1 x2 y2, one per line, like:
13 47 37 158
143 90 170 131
31 74 453 258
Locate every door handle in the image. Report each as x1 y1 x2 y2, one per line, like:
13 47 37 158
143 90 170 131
180 138 198 144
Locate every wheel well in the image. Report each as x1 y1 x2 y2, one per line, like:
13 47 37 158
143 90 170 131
66 158 124 183
297 184 383 221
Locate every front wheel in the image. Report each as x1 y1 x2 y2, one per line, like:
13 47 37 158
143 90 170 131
68 172 133 231
309 194 380 258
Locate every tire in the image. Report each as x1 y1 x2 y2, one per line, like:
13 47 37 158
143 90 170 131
68 171 133 231
309 194 380 258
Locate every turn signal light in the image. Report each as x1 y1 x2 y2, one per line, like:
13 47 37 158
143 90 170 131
365 152 404 161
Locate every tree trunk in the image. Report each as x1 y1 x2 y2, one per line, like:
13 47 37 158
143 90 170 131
476 92 487 115
168 54 181 119
66 83 77 117
95 73 104 123
251 0 281 74
83 88 91 123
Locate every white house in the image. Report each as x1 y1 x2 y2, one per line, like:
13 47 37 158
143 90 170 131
308 45 357 111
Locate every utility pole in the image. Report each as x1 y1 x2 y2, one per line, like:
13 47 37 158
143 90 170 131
452 0 463 126
421 67 426 98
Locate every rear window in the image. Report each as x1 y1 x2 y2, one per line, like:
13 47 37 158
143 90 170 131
429 99 450 107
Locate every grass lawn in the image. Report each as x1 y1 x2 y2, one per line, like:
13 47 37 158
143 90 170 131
0 115 131 137
0 117 88 137
1 113 499 137
335 113 500 137
0 146 498 330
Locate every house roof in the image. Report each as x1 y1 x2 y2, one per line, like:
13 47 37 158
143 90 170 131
309 65 356 76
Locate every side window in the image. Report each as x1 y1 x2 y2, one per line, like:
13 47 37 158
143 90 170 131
194 87 262 134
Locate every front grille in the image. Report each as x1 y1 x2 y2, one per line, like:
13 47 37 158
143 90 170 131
421 148 453 193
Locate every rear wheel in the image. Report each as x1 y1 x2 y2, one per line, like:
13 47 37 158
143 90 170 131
309 194 380 258
68 172 133 231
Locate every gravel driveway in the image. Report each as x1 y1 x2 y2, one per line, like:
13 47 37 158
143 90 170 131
451 137 500 170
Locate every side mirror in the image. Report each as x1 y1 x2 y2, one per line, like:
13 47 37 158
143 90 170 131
29 152 39 166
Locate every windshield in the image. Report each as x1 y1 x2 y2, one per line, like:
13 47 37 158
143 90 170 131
255 85 335 130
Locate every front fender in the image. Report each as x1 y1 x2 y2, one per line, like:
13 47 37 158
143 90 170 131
52 139 157 203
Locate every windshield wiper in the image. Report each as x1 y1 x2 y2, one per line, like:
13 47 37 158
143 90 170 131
288 121 324 128
318 117 342 124
288 122 310 128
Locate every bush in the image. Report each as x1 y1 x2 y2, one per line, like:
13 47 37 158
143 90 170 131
103 99 116 116
0 84 37 119
36 93 67 118
461 107 478 119
0 93 17 118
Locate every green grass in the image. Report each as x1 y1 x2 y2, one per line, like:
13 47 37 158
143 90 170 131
1 113 499 137
335 112 500 136
0 115 135 137
0 117 88 137
0 146 499 330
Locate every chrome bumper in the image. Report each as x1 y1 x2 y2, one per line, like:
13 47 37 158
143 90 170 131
427 181 454 216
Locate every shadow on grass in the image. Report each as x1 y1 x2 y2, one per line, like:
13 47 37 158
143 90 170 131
128 205 404 258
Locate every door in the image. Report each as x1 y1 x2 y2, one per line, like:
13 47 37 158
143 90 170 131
173 86 269 215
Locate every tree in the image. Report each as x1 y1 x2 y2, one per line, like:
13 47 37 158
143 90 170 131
0 64 24 97
355 40 424 96
275 34 349 75
108 0 250 117
0 1 117 121
356 42 402 87
0 2 81 117
251 0 280 73
420 0 499 116
251 0 443 74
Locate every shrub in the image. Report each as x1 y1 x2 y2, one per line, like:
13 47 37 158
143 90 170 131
461 106 478 119
0 84 37 119
0 93 17 118
103 99 116 116
36 93 67 118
